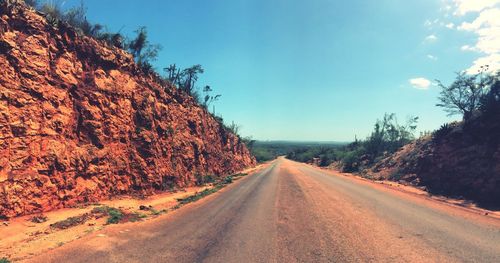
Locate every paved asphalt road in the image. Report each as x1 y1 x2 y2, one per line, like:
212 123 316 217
28 158 500 262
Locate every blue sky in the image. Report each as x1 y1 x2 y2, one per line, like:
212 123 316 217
65 0 499 141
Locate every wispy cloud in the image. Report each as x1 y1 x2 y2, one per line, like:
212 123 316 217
427 54 438 60
409 78 432 90
461 44 475 51
424 34 438 42
445 22 455 29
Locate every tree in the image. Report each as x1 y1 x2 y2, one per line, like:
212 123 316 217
164 64 182 85
179 64 204 94
128 27 162 68
436 68 492 121
241 136 256 151
479 71 500 114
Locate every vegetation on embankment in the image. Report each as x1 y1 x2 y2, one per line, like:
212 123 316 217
286 113 419 172
288 70 500 206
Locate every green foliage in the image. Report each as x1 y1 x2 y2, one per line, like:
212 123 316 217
436 68 493 121
91 206 124 224
128 27 162 71
0 257 11 263
177 188 219 205
242 136 256 151
223 176 233 184
225 121 241 135
25 0 124 48
286 114 418 172
479 71 500 115
202 85 221 112
364 113 418 157
106 208 124 224
150 208 166 216
433 123 453 142
164 64 205 95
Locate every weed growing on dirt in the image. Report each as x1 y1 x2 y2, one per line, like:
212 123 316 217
50 214 90 229
30 214 48 223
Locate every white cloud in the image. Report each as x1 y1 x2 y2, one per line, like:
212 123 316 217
427 54 438 60
453 0 500 15
409 78 432 90
458 8 500 31
466 53 500 74
461 44 476 51
424 34 438 42
455 6 500 73
424 19 441 29
445 22 455 29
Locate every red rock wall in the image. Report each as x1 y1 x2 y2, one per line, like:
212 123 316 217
0 3 255 218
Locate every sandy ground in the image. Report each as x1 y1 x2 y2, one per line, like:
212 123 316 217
0 165 265 262
22 158 500 262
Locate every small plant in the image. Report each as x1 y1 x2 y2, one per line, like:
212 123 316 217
127 212 147 222
223 176 233 184
0 257 11 263
150 209 166 216
137 212 148 218
177 188 219 205
50 214 90 230
433 123 453 142
30 214 48 223
106 208 124 224
90 206 125 224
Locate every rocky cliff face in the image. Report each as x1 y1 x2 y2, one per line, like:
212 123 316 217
0 2 255 218
369 114 500 207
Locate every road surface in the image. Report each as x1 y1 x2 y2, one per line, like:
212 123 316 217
27 158 500 262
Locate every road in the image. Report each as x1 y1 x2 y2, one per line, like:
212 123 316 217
28 158 500 262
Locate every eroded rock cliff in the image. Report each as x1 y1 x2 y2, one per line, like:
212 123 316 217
0 2 255 218
369 115 500 207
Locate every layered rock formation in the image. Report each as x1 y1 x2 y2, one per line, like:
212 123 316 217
0 2 255 218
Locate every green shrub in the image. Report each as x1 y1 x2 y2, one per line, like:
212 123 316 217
106 208 123 224
90 206 124 224
0 257 11 263
223 176 233 184
433 123 453 142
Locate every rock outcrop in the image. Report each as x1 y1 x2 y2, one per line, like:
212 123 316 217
369 114 500 207
0 2 255 218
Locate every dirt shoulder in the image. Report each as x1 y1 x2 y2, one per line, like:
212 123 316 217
308 162 500 225
0 164 266 262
